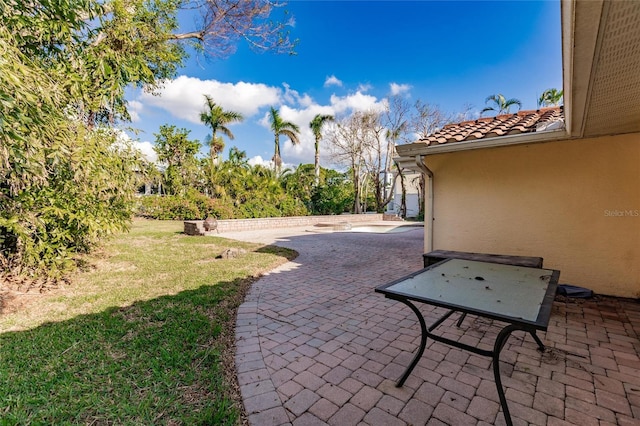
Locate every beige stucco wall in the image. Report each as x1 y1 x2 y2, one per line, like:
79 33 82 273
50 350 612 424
422 133 640 298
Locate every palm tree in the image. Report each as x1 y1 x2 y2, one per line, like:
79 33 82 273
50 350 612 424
228 146 249 167
309 113 334 185
206 135 225 159
268 106 300 173
480 94 522 116
538 88 564 107
199 95 244 163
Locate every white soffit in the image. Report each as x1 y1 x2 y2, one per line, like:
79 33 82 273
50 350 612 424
570 1 640 138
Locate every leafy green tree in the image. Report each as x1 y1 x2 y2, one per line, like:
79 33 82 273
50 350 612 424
538 88 564 107
311 170 354 215
481 94 522 116
208 151 307 218
309 114 334 185
0 0 296 281
281 165 353 215
268 107 300 173
199 95 244 163
4 0 295 125
228 147 250 167
280 164 316 210
153 125 201 196
0 26 140 278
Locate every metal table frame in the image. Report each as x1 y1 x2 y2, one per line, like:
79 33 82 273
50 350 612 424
375 259 560 426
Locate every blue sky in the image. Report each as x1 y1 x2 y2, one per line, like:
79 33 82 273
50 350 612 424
126 1 562 167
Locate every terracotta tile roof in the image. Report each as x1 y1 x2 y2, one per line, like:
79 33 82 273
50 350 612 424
419 106 564 146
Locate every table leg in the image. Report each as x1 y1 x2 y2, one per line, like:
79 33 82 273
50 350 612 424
394 298 428 387
394 300 457 387
493 324 523 426
529 331 545 351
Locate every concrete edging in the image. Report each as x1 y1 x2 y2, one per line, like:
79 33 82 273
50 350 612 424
184 214 401 235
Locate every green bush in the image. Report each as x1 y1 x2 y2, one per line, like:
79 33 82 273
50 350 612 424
137 196 200 220
136 191 235 220
136 191 308 221
277 196 309 217
236 200 282 219
311 184 352 215
0 25 141 277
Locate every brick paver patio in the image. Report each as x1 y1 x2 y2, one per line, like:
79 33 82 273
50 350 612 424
224 226 640 425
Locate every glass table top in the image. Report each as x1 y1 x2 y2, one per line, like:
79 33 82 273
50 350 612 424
379 259 558 324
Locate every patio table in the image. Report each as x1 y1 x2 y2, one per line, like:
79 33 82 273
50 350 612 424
375 258 560 426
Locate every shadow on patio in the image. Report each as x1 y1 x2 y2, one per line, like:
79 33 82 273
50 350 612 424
228 228 640 425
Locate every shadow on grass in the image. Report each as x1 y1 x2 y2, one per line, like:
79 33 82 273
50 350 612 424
255 244 298 262
0 276 257 425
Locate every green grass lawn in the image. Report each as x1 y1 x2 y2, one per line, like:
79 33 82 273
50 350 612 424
0 220 296 425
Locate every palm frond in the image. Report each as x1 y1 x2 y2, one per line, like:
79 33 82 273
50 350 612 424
280 129 299 144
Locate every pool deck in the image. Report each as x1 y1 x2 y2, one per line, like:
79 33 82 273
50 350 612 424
306 221 423 233
222 226 640 426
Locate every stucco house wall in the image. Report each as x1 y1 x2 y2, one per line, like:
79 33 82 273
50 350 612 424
422 132 640 298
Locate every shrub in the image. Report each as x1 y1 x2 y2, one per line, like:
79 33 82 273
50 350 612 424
136 191 235 220
277 196 309 217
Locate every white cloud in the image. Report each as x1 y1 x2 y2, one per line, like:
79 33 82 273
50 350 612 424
282 83 314 107
135 140 158 163
139 76 281 123
128 100 143 122
248 155 272 167
358 83 372 93
115 129 158 163
329 91 386 115
136 76 388 167
390 82 412 96
256 91 387 165
258 102 337 165
324 75 343 87
248 155 295 171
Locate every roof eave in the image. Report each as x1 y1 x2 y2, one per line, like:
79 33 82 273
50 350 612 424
396 128 570 159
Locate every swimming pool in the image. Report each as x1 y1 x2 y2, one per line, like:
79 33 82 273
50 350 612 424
308 223 422 234
347 224 422 233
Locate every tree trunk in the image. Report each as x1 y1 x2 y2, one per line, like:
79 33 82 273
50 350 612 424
374 173 383 212
352 162 361 214
314 138 320 186
399 169 407 218
418 174 426 219
353 175 361 214
273 136 281 173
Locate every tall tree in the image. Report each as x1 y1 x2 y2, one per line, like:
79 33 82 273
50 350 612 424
228 146 250 167
382 96 411 217
0 24 141 279
153 125 201 195
481 94 522 116
358 111 391 213
268 107 300 173
328 111 390 214
309 113 334 185
199 95 244 163
411 100 452 138
0 0 296 280
408 101 453 218
4 0 296 126
538 88 564 107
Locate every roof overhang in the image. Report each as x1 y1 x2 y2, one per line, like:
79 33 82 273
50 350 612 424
563 0 640 138
397 0 640 172
395 129 568 171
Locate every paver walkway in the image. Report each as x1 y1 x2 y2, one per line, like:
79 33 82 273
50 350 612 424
223 226 640 426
